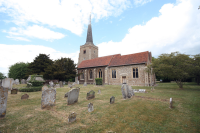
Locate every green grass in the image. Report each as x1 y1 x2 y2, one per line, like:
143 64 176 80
0 82 200 133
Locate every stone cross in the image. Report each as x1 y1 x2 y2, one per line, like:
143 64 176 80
86 90 95 100
0 86 8 118
110 96 115 104
21 94 29 100
42 85 49 92
68 112 77 123
41 88 56 109
88 103 94 112
169 98 173 108
67 88 80 105
11 88 18 94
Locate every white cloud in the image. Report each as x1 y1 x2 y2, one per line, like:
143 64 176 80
97 0 200 57
0 0 130 35
0 44 79 76
6 36 30 42
133 0 152 6
4 25 65 41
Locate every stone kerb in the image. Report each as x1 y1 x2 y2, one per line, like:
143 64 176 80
0 86 8 118
86 90 95 100
2 78 13 89
67 88 80 105
41 88 56 109
133 89 146 93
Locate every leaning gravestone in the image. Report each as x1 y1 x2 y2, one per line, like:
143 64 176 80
41 88 56 109
110 96 115 104
21 94 29 100
68 112 77 123
42 85 48 92
67 88 80 105
88 103 94 112
121 84 134 99
0 86 8 118
11 88 18 94
86 90 95 100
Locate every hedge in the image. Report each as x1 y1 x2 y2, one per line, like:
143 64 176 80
19 86 42 92
95 78 102 85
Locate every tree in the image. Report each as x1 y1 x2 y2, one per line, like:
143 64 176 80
0 72 6 79
44 57 76 81
27 54 53 79
8 62 29 80
150 52 193 89
191 54 200 85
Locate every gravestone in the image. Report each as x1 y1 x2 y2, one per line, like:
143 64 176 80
0 79 2 86
69 84 72 88
63 81 65 85
15 79 19 85
59 81 63 87
86 90 95 100
98 90 101 94
41 88 56 109
49 81 54 88
83 82 87 86
2 78 13 90
72 82 75 86
42 85 48 92
21 94 29 100
21 79 26 84
0 86 8 118
67 88 80 105
68 81 71 85
121 84 134 99
77 80 79 84
169 98 173 108
68 112 77 123
11 88 18 94
64 92 69 98
55 84 60 88
110 96 115 104
88 103 94 112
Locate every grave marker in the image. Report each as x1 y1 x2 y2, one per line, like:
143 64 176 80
21 94 29 100
98 89 101 94
110 96 115 104
68 112 77 123
11 88 18 94
67 88 80 105
86 90 95 100
42 85 48 92
41 88 56 109
0 86 8 118
88 103 94 112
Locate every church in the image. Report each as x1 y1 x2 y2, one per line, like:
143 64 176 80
76 16 155 86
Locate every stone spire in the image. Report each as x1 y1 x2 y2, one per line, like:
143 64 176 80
86 13 93 44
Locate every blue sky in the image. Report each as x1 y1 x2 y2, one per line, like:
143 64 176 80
0 0 200 77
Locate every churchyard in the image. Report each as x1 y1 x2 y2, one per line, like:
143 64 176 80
0 82 200 132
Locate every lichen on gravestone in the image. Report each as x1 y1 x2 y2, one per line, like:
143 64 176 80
86 90 95 100
0 86 8 118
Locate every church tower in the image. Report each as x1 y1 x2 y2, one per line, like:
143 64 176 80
78 14 98 66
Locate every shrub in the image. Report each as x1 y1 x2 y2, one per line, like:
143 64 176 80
69 79 73 82
19 86 42 92
95 78 102 85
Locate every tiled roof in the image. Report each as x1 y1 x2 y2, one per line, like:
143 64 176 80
109 51 149 67
78 54 120 69
77 51 149 69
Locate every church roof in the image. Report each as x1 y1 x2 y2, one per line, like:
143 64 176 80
77 51 150 69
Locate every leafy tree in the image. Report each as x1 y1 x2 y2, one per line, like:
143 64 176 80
191 54 200 85
8 62 29 80
27 54 53 79
0 72 6 79
44 57 76 81
150 52 193 89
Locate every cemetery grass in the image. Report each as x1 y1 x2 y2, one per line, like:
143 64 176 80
0 83 200 133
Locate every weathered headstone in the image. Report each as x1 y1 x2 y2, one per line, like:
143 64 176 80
41 88 56 109
121 84 134 99
169 98 173 108
21 79 26 84
88 103 94 112
110 96 115 104
64 92 69 98
98 89 101 94
15 79 20 85
42 85 49 92
86 90 95 100
0 86 8 118
68 112 77 123
49 81 54 88
68 81 71 86
21 94 29 100
67 88 80 105
83 82 87 86
59 81 63 87
55 84 60 88
11 88 18 94
2 78 13 90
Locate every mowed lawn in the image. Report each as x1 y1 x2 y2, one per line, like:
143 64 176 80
0 82 200 133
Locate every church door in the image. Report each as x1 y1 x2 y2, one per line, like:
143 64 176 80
122 76 126 84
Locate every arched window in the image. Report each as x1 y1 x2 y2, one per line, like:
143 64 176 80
112 69 116 78
90 70 93 79
133 68 139 78
81 70 84 79
99 69 102 78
